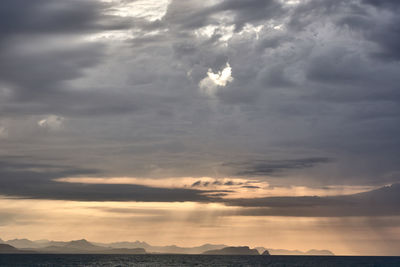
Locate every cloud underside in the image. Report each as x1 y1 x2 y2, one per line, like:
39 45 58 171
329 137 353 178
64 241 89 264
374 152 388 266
0 0 400 213
1 177 399 217
1 157 399 217
224 184 400 217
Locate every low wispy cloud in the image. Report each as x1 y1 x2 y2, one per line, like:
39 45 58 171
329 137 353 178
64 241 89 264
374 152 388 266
224 157 332 176
223 184 400 217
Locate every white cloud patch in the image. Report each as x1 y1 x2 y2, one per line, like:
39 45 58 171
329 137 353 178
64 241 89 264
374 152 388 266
279 0 301 5
103 0 170 21
195 24 235 43
239 24 264 39
0 126 7 138
37 115 64 131
199 63 233 97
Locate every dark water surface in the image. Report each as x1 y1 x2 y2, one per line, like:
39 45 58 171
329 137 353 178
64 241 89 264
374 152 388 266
0 254 399 267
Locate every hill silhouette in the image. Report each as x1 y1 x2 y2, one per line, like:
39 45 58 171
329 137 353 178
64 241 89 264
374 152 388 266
0 237 335 255
39 239 146 254
0 244 34 254
0 244 19 253
255 247 334 256
6 239 39 249
203 246 260 255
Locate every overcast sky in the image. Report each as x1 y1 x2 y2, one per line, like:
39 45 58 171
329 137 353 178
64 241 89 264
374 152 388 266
0 0 400 255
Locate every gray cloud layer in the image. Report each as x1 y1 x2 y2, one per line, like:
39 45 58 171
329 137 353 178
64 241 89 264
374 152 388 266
224 158 332 176
0 157 220 202
0 0 400 204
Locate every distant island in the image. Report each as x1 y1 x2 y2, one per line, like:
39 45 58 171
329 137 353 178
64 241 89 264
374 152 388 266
255 247 334 256
0 244 34 254
0 239 146 255
39 239 146 254
203 246 260 255
0 238 334 256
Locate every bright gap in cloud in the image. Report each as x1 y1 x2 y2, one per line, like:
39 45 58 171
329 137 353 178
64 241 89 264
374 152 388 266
208 63 233 87
194 24 235 43
279 0 301 6
199 63 233 97
103 0 171 21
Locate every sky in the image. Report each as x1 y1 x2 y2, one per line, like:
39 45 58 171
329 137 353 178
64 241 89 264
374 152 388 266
0 0 400 256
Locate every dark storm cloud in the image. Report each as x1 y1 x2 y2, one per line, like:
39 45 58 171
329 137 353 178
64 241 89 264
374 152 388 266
0 157 100 183
327 0 400 61
286 0 400 62
224 184 400 217
0 0 400 201
0 0 130 39
0 41 105 98
224 158 332 176
211 0 284 31
286 0 349 31
363 0 400 9
0 157 221 202
0 181 213 202
0 0 134 112
164 0 284 31
365 17 400 61
1 89 176 117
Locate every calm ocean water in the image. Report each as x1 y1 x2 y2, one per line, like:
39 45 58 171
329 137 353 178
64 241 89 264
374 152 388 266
0 254 399 267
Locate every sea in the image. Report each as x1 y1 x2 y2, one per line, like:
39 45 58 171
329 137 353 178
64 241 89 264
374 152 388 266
0 254 400 267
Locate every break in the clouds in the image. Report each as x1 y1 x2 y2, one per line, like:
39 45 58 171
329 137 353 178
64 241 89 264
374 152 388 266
1 0 400 248
199 63 233 97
